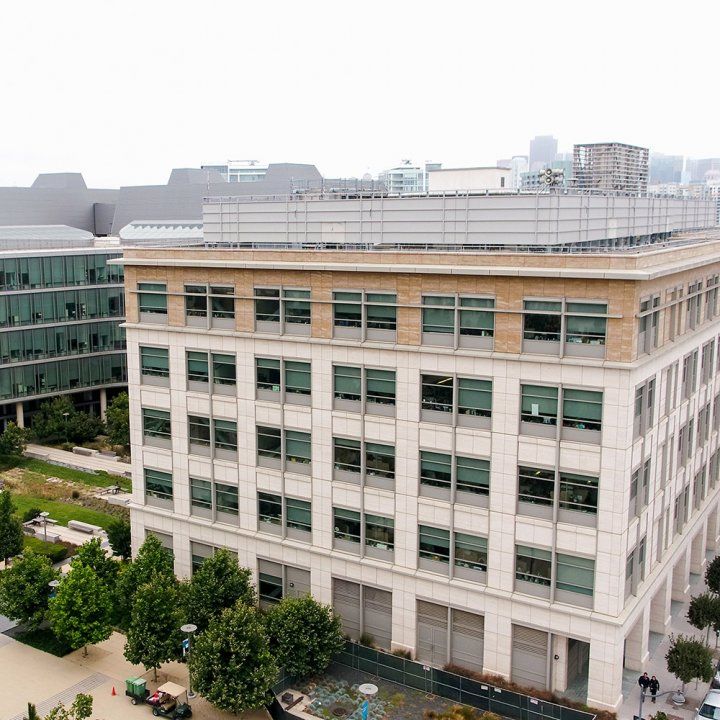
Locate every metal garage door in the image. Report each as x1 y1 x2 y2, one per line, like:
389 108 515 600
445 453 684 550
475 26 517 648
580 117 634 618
451 609 484 673
511 625 548 690
333 579 361 639
417 601 448 667
286 566 311 598
364 587 392 650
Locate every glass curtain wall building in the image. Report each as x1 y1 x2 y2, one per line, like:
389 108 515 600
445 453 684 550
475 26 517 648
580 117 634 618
0 247 127 427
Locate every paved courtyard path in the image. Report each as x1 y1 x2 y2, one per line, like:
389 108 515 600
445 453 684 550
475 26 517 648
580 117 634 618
25 443 132 479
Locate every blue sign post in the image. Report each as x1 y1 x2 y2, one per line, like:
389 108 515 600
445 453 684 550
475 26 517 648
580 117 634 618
361 700 369 720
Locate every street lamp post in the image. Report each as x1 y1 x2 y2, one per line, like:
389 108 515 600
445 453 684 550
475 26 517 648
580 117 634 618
48 579 60 599
636 688 686 720
39 511 50 543
62 412 70 445
180 623 198 700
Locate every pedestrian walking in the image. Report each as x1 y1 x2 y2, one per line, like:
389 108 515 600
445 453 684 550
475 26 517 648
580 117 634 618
638 672 650 692
649 676 660 703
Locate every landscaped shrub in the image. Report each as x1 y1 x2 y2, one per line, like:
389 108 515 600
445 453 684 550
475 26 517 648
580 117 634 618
22 507 43 523
23 536 75 564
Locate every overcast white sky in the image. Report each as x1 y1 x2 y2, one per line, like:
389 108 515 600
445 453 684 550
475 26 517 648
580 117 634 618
0 0 717 188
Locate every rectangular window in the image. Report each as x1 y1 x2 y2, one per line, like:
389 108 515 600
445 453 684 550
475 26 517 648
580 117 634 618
333 291 362 328
366 293 396 331
518 466 554 506
285 361 311 397
523 300 561 343
333 508 361 545
562 389 602 431
190 477 212 512
187 351 209 384
140 346 169 378
285 497 312 534
214 419 238 453
138 282 167 316
255 288 280 324
283 289 311 325
333 291 396 340
333 365 396 415
520 384 558 425
421 374 453 414
333 437 362 477
556 554 594 596
144 468 173 501
366 368 395 406
456 456 490 496
420 451 452 492
454 533 487 572
256 358 280 393
559 472 598 514
142 408 171 443
257 425 282 461
258 570 283 605
515 545 551 586
215 483 239 516
285 430 311 465
334 365 361 403
185 284 207 318
256 426 311 470
365 514 394 551
210 286 235 321
365 442 395 480
565 302 607 345
457 377 492 419
419 525 450 564
459 297 495 338
213 354 236 386
638 296 660 353
258 492 282 526
422 296 454 335
256 358 311 403
188 415 211 448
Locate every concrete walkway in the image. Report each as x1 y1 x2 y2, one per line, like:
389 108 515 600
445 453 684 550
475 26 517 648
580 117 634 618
618 556 717 720
25 443 132 479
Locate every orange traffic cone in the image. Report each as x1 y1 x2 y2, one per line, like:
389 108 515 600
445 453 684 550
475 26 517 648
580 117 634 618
111 686 116 696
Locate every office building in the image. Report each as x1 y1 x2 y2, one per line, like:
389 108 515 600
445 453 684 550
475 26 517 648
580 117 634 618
573 142 649 194
686 158 720 184
200 160 269 183
509 156 529 190
528 135 558 172
380 163 440 194
649 153 684 185
123 188 717 711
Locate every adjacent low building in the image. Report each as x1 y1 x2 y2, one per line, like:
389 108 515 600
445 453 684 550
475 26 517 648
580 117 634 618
122 189 718 710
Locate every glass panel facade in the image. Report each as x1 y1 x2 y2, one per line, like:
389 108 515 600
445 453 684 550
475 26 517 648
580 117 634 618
518 466 555 505
285 498 311 533
422 296 454 334
214 419 237 452
283 289 311 324
333 507 361 543
523 300 561 341
516 545 551 585
142 408 171 440
421 374 453 413
334 365 361 402
333 291 362 328
365 514 394 550
257 426 281 459
456 456 490 495
562 389 603 431
258 492 282 525
256 358 280 392
459 297 494 337
215 483 239 515
140 346 169 377
455 533 488 571
458 378 492 418
420 451 452 490
366 369 395 405
419 525 450 563
187 352 209 383
285 361 311 395
0 253 122 291
145 468 173 500
559 472 599 514
190 477 212 510
556 554 595 596
521 384 558 425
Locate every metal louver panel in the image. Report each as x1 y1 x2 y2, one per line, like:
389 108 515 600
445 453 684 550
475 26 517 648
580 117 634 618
364 587 392 649
417 601 448 667
333 579 361 639
511 625 548 690
451 609 484 673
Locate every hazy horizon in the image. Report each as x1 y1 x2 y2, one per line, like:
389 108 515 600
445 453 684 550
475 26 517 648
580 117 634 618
1 0 717 188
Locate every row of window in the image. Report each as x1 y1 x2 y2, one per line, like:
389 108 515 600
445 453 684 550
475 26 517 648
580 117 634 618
140 347 605 439
0 287 125 330
0 254 123 292
144 469 595 604
0 354 127 400
135 283 610 357
0 321 125 366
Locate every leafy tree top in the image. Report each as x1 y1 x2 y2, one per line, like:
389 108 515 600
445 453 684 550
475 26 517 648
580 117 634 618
106 518 131 560
49 564 113 654
185 549 255 633
265 594 345 678
0 422 29 457
105 392 129 447
706 555 720 594
0 550 59 629
666 633 713 686
72 538 118 584
0 489 24 562
44 693 93 720
687 592 720 633
190 603 277 714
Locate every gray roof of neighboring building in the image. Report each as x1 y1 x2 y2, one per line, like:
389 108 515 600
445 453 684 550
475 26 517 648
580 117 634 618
119 220 204 246
31 172 88 189
0 224 95 249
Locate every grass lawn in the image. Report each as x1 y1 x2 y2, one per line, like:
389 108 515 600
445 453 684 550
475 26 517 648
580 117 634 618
13 494 117 531
17 457 131 492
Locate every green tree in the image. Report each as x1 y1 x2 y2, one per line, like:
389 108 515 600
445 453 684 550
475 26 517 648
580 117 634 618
190 604 277 714
106 518 131 560
124 574 184 680
185 549 255 633
265 595 345 678
31 396 103 445
105 392 129 447
0 490 24 564
687 592 720 646
0 422 29 457
115 534 175 627
49 564 113 657
0 551 59 629
24 703 40 720
706 555 720 595
666 633 714 693
43 694 92 720
72 537 117 585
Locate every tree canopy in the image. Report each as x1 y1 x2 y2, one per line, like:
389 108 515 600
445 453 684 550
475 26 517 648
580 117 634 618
666 633 713 690
190 604 277 714
105 392 129 447
72 537 118 585
106 518 131 560
265 594 345 678
49 564 113 656
0 551 59 629
0 422 29 457
185 549 255 633
0 489 24 564
706 555 720 595
31 396 103 445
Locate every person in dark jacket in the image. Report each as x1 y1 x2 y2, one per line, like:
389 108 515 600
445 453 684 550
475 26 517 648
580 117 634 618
649 676 660 702
638 672 650 691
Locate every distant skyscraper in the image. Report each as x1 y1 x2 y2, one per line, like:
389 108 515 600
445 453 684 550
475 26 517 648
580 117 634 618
509 156 528 189
528 135 558 171
200 160 268 182
686 158 720 184
379 162 440 193
649 153 684 184
573 142 649 194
